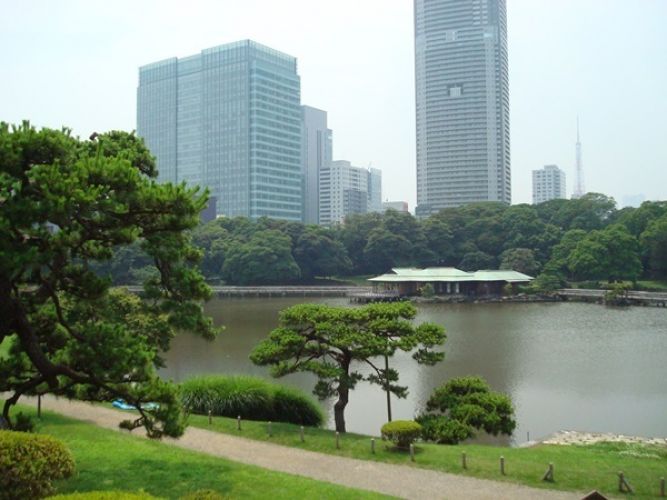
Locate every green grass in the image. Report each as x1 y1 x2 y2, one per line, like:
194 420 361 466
14 406 391 500
636 280 667 292
188 414 667 499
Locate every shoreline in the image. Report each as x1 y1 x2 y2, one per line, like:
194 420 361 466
534 430 667 447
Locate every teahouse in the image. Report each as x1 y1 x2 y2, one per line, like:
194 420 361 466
368 267 534 296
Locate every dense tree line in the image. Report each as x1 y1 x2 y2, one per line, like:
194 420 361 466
104 193 667 288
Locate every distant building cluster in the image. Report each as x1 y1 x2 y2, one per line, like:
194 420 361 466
532 165 566 204
137 40 380 226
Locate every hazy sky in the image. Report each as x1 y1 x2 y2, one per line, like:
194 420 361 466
2 0 665 209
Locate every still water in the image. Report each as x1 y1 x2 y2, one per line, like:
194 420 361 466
161 298 667 444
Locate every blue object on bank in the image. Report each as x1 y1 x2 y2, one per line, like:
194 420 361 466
112 399 159 411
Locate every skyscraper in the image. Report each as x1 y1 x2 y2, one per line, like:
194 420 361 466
367 167 383 213
137 40 302 221
301 105 332 224
414 0 510 215
532 165 566 204
319 161 376 225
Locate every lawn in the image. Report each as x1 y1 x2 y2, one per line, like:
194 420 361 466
14 406 391 500
188 414 667 499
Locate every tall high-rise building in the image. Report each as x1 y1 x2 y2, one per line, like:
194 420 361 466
367 167 383 213
137 40 302 221
319 160 374 225
301 105 332 224
532 165 566 204
414 0 510 216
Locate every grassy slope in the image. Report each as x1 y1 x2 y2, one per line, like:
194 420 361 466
16 406 390 500
188 414 667 499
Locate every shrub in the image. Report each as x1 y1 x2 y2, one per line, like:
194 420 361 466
180 375 323 426
416 376 516 445
420 283 435 298
0 430 76 499
13 412 34 433
380 420 422 449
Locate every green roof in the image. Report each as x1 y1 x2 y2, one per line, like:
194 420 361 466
368 268 533 283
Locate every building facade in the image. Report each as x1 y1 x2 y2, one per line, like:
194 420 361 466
320 160 374 225
137 40 303 221
532 165 566 204
383 201 409 213
367 167 383 213
414 0 510 216
301 105 332 224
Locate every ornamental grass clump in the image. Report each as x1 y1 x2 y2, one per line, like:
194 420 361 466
381 420 422 449
0 430 76 499
180 375 323 426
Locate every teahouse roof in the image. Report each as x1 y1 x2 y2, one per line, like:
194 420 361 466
368 267 534 283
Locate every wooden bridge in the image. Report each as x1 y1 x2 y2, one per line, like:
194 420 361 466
558 288 667 307
125 285 371 298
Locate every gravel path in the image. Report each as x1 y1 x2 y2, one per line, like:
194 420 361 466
28 396 582 500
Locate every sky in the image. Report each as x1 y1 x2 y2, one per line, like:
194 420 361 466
1 0 666 209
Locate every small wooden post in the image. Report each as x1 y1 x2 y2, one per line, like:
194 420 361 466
371 438 375 454
409 443 415 462
500 456 505 475
335 431 340 449
237 415 241 431
462 452 467 470
268 421 272 437
542 463 554 482
208 409 212 425
37 394 42 419
300 426 305 443
527 431 530 442
618 471 633 493
660 477 665 497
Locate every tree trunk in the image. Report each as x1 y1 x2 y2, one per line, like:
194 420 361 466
334 383 349 433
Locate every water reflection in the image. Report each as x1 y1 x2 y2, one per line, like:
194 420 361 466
160 298 667 444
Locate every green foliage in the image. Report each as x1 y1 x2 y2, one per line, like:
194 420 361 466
459 251 495 271
0 122 218 437
222 230 300 285
51 493 157 500
0 429 76 499
380 420 422 448
499 248 539 276
250 301 445 432
13 412 34 432
603 282 632 305
417 376 516 444
179 375 323 426
420 283 435 298
180 490 225 500
640 214 667 278
293 226 352 279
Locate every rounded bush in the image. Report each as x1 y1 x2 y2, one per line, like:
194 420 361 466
180 375 323 426
380 420 422 449
0 430 76 499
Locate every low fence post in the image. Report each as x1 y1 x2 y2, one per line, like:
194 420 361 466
500 456 505 475
300 426 304 443
37 394 42 419
335 431 340 449
409 443 415 462
618 471 633 494
208 409 212 425
542 463 554 482
237 415 241 431
462 452 467 470
660 477 665 497
371 438 375 454
268 421 272 437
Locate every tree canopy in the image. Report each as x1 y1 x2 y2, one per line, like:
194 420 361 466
0 122 218 437
250 301 445 432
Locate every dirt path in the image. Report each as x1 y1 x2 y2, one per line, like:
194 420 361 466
28 396 582 500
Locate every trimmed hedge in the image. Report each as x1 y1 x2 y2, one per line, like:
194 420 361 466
0 430 76 499
180 375 324 426
380 420 422 449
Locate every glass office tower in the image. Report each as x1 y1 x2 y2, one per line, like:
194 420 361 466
414 0 510 215
137 40 302 221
